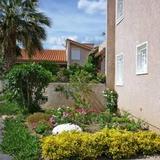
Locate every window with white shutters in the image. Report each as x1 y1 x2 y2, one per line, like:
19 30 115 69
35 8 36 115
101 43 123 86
116 54 124 85
136 42 148 75
116 0 124 24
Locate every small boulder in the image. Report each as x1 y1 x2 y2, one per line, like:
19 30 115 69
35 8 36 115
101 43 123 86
52 123 82 135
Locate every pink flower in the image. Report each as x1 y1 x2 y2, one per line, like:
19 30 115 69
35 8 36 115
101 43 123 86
49 116 56 126
87 108 98 114
75 108 87 115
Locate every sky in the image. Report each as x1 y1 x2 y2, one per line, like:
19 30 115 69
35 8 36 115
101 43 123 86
38 0 106 49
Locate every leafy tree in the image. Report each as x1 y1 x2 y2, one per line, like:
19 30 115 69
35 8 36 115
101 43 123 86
0 0 51 72
39 61 59 75
5 63 52 113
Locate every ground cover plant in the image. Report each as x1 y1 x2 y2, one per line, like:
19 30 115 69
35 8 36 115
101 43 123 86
1 117 40 160
0 102 21 116
26 112 54 135
45 107 147 133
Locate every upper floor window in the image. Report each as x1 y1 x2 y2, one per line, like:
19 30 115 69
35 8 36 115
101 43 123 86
116 0 124 24
116 53 124 86
71 48 80 60
136 42 148 75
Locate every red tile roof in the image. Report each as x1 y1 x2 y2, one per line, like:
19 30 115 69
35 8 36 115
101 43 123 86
17 49 66 63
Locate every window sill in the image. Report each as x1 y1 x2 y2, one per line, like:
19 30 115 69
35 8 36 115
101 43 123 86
136 72 148 75
116 83 124 86
116 16 124 25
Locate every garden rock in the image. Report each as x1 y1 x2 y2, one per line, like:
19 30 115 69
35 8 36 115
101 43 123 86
52 123 82 135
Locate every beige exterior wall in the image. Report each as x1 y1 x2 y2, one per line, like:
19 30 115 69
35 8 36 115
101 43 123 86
115 0 160 128
100 57 105 73
66 42 91 66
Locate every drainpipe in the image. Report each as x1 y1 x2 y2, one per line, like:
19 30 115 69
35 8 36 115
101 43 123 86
105 0 116 90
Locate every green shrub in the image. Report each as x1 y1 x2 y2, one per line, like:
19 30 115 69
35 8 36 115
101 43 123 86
56 68 70 82
96 72 106 83
107 112 142 131
67 70 96 109
1 118 40 160
39 61 59 75
68 63 82 75
84 55 97 78
5 63 52 113
35 121 51 134
103 89 118 113
0 101 21 115
41 129 160 160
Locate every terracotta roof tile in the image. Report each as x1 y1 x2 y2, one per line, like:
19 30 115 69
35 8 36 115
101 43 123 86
17 49 66 63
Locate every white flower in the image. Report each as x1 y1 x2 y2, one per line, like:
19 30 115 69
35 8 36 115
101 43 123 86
52 123 82 135
57 107 61 111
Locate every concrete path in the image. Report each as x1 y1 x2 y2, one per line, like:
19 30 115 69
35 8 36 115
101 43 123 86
134 156 160 160
0 117 12 160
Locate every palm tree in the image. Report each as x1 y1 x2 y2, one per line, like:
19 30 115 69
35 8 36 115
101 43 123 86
0 0 51 72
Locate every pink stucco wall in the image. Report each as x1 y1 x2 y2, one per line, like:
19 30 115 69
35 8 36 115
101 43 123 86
115 0 160 129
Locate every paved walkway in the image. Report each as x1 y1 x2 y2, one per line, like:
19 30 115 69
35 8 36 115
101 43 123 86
134 156 160 160
0 118 12 160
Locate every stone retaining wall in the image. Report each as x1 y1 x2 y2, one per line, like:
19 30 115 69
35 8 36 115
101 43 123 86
42 83 106 109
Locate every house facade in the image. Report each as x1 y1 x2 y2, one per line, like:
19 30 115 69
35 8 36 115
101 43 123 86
18 39 106 73
66 39 94 67
107 0 160 129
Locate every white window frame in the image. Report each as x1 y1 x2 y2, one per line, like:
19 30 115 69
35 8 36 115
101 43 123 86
136 41 148 75
116 0 124 24
116 53 124 86
71 48 81 60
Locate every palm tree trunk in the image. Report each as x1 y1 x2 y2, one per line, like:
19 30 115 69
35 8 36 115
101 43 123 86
3 33 17 72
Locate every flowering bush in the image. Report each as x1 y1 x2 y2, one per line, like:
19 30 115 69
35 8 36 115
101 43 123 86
45 107 147 132
35 121 51 135
41 129 160 160
103 89 118 113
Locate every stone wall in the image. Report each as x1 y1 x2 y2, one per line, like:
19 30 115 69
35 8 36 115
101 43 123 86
42 83 106 109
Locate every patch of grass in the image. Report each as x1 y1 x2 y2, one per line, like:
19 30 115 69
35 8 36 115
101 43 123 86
0 94 5 101
0 102 21 115
1 117 40 160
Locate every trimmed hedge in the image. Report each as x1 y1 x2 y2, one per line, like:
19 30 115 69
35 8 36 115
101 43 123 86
41 129 160 160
